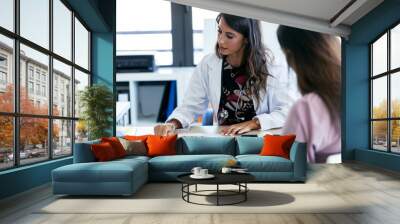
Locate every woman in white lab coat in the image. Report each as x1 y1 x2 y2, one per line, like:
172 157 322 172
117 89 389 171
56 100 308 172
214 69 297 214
155 13 296 135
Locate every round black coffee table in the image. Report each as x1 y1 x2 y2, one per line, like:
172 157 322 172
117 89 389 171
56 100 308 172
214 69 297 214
177 173 255 206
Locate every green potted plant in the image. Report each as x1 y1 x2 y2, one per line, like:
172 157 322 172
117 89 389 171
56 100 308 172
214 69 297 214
79 84 114 140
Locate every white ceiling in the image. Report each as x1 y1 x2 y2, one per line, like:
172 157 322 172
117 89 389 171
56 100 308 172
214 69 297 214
168 0 384 37
226 0 352 22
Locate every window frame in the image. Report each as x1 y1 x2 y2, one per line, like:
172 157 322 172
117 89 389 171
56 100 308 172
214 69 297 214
370 20 400 154
0 0 92 171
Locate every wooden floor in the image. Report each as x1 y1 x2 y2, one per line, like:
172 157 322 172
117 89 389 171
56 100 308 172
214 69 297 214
1 162 400 224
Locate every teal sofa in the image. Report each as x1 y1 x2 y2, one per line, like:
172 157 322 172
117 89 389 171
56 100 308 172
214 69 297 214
52 136 307 196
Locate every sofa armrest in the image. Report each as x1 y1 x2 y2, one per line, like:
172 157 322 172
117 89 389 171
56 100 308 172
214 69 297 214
289 142 307 181
73 140 100 163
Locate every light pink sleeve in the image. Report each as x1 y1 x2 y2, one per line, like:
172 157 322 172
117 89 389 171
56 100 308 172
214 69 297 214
282 99 316 163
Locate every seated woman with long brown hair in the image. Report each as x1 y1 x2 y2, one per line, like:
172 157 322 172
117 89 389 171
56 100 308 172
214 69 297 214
277 25 341 163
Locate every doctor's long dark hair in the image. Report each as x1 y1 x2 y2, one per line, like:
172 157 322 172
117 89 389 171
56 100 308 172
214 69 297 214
215 13 272 107
277 25 341 122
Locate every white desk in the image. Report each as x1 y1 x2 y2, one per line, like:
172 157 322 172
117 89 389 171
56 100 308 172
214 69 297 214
117 67 195 125
121 125 282 137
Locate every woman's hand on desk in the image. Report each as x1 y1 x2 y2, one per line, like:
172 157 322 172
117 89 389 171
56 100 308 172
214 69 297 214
154 119 182 136
220 119 260 136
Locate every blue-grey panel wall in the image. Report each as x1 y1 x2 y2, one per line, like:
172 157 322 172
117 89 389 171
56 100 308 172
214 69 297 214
0 158 72 199
343 0 400 171
342 44 370 160
92 32 115 136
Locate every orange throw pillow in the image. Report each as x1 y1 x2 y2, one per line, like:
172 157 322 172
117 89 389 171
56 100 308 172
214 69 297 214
124 135 149 142
101 137 127 158
259 134 296 159
146 135 177 157
91 142 117 161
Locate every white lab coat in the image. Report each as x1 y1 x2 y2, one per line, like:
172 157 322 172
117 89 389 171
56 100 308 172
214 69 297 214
167 53 299 130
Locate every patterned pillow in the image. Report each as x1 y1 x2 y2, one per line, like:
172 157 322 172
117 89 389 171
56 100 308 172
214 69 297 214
118 138 147 156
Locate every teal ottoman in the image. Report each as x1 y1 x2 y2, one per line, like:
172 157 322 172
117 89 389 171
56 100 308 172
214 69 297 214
52 156 148 196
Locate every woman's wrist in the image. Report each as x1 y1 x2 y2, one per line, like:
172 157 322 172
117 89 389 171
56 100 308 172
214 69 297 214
252 117 261 129
166 119 183 129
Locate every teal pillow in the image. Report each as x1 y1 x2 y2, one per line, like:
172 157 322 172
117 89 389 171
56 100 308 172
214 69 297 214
236 136 263 155
177 136 235 155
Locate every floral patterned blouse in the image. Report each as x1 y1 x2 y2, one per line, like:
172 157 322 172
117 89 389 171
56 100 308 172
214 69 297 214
217 58 256 125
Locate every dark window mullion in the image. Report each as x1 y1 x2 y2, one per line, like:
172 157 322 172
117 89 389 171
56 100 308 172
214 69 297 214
370 45 373 149
87 29 93 73
387 30 391 152
372 118 398 121
171 3 193 66
49 0 54 160
14 0 20 167
71 10 76 154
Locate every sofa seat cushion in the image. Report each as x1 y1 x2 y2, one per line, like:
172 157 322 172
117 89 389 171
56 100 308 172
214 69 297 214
236 155 293 172
53 159 147 183
117 155 150 163
149 154 235 172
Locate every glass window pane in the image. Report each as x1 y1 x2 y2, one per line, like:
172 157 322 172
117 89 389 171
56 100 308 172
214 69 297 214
193 33 204 51
20 0 49 49
75 18 89 70
391 24 400 70
0 116 13 170
20 44 49 115
372 77 387 119
192 7 218 65
372 33 387 76
391 120 400 153
0 34 14 112
372 121 387 151
20 117 49 165
192 7 219 31
53 0 72 60
0 0 14 31
75 120 88 143
117 34 172 51
116 0 172 67
53 59 72 117
117 0 171 31
391 72 400 118
74 69 89 118
53 119 72 158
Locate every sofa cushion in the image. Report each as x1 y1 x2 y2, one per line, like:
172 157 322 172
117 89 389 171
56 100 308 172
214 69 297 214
119 138 147 156
101 137 127 158
74 140 100 163
236 136 263 155
177 136 236 155
148 154 235 172
260 134 296 159
52 159 147 183
147 135 177 157
124 135 149 142
91 142 118 161
115 155 150 163
236 155 293 172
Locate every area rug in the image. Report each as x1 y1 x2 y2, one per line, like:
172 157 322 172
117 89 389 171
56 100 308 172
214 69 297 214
37 183 361 214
